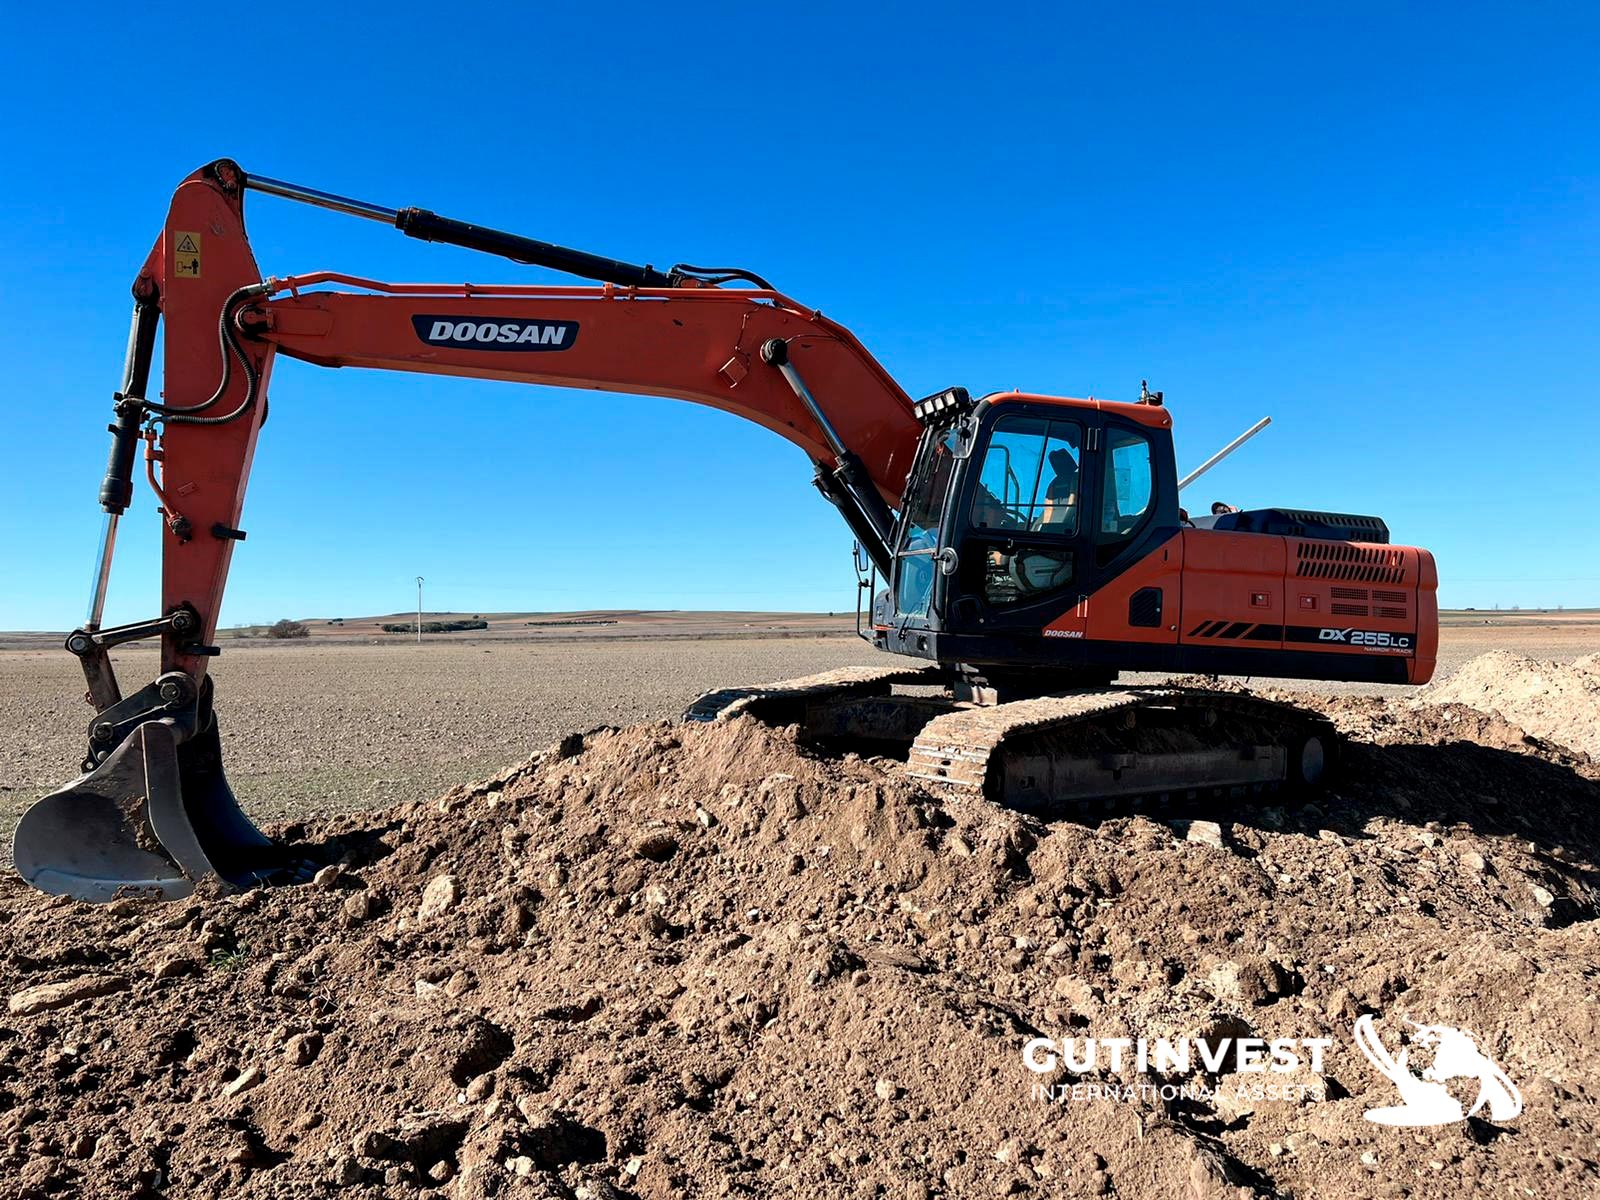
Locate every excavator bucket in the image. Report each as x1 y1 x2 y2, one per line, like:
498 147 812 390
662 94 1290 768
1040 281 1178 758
13 711 280 903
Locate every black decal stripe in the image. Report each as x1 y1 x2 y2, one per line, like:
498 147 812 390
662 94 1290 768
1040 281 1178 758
1200 620 1229 637
1245 624 1284 641
1186 620 1212 638
1217 622 1252 639
914 628 1414 683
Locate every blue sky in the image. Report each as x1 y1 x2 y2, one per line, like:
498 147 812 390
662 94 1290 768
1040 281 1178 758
2 3 1596 630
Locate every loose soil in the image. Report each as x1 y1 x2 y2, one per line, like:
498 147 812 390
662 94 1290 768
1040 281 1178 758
1423 650 1600 758
1 655 1599 1198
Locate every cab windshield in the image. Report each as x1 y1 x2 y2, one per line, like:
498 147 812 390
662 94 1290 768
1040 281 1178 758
899 426 960 545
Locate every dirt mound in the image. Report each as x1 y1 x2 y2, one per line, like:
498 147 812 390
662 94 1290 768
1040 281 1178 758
2 698 1599 1199
1423 650 1600 759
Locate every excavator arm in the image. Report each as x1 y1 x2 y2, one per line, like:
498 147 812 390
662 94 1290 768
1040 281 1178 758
21 159 926 901
103 161 921 687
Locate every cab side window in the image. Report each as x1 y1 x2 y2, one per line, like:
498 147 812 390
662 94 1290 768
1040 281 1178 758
1098 426 1154 560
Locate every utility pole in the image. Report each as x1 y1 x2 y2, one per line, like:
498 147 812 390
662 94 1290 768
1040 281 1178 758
416 576 424 644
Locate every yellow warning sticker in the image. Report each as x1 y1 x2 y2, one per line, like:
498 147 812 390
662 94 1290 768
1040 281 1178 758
173 231 202 278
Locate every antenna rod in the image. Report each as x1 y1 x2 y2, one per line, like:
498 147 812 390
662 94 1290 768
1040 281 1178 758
1178 416 1272 492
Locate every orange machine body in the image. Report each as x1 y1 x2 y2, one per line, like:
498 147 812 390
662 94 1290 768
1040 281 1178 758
873 390 1437 687
1042 530 1438 683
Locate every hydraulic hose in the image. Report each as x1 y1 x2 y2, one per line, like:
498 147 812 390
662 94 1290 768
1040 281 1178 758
142 285 268 426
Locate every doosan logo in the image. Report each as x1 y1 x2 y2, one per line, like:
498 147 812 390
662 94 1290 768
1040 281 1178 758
413 316 579 352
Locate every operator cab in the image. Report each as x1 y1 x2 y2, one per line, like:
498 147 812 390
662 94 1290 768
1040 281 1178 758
876 389 1180 673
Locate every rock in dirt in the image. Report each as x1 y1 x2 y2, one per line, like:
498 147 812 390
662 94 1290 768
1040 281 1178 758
221 1065 264 1098
1052 974 1101 1011
313 864 344 889
284 1031 323 1067
417 873 461 918
342 890 375 922
1182 819 1229 850
152 954 201 980
1208 957 1294 1006
8 973 128 1015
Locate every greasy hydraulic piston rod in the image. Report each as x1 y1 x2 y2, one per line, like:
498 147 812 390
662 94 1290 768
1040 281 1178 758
242 172 678 288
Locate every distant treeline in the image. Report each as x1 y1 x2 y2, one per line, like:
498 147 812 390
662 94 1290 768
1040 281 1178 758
380 619 489 634
525 619 619 627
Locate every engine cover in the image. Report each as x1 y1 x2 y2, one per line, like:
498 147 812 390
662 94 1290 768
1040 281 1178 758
1208 508 1390 543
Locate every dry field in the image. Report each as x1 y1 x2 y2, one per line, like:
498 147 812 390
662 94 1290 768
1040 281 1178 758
1 614 1598 1198
1 613 1596 857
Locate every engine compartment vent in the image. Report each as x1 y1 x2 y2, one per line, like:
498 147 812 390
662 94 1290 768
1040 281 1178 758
1296 542 1406 584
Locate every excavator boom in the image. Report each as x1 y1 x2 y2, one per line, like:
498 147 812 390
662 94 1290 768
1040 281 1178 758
259 276 917 502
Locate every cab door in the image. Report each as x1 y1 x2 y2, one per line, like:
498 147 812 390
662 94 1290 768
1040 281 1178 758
945 400 1179 647
946 405 1094 637
885 422 966 629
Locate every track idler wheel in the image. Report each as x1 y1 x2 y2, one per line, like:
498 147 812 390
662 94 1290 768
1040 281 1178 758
13 692 289 902
1285 719 1339 794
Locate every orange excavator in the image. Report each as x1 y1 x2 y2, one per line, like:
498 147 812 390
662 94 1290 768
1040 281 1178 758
13 161 1438 901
